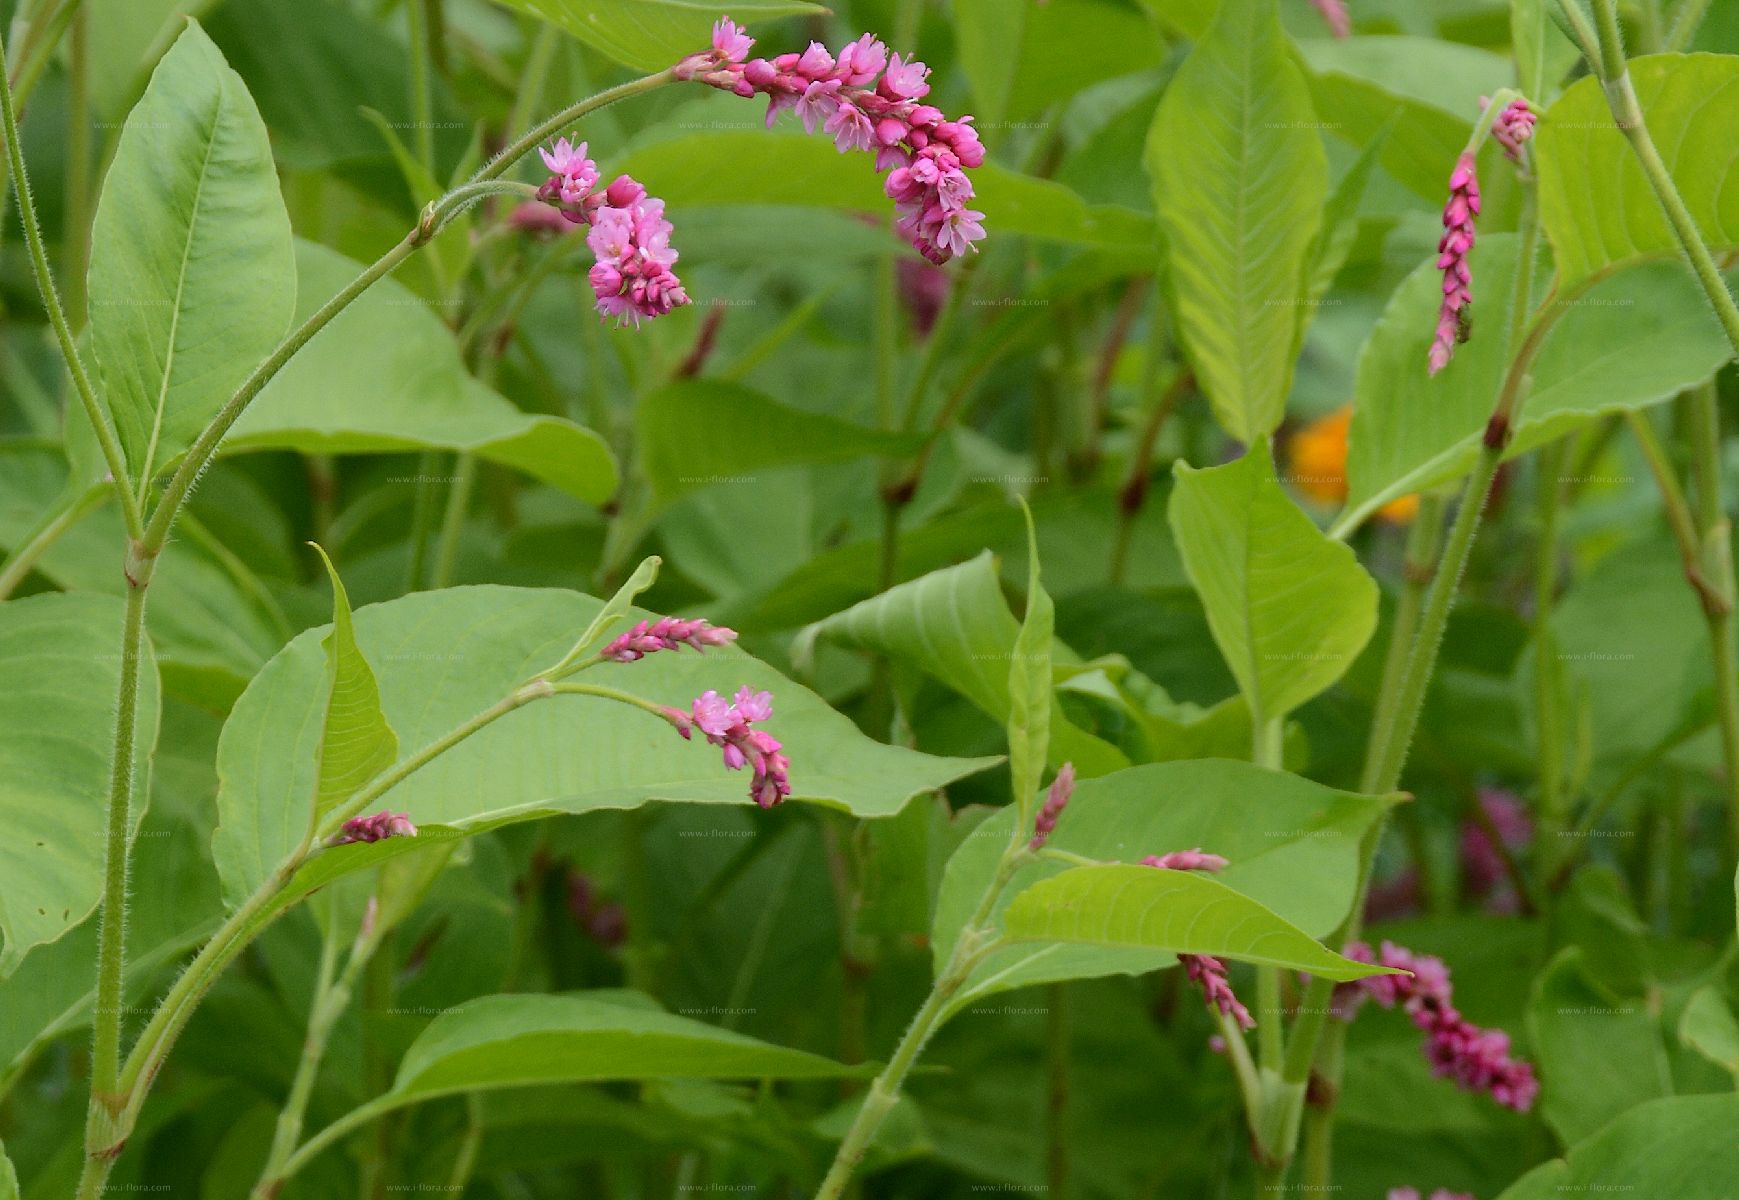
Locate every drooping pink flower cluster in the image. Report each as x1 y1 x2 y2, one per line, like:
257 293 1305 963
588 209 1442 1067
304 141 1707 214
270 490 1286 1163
567 872 627 948
676 18 987 264
534 138 690 327
1336 941 1538 1112
1461 787 1532 912
601 616 737 663
1388 1190 1475 1200
1144 850 1254 1031
1484 96 1537 163
1309 0 1352 38
1429 153 1481 376
329 810 417 846
1028 762 1076 849
669 687 792 808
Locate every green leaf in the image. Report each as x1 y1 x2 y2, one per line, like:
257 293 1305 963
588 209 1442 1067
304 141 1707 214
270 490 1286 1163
0 594 161 976
796 551 1129 778
1146 0 1328 441
0 448 280 707
546 555 663 673
87 21 296 498
1678 986 1739 1082
1526 947 1672 1146
637 381 923 508
1168 443 1377 725
1496 1095 1739 1200
1001 865 1387 980
1006 504 1053 818
307 547 397 829
486 0 823 71
1340 241 1734 533
226 241 617 504
0 1136 15 1200
0 700 223 1087
932 759 1400 1013
954 0 1026 132
1299 37 1504 201
1537 54 1739 287
617 130 1157 255
213 587 995 906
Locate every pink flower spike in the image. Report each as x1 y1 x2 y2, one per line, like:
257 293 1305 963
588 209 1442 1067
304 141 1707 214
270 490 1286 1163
1429 152 1481 376
1141 848 1230 872
674 24 986 262
1333 940 1537 1112
1486 96 1538 163
1309 0 1352 38
600 616 738 663
1029 762 1076 849
675 686 791 807
712 17 754 62
1182 954 1256 1031
329 810 418 846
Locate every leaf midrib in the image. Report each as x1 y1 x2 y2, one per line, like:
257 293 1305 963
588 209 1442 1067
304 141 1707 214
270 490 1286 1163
136 74 228 505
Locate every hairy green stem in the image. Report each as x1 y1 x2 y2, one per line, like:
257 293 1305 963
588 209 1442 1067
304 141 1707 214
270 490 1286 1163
0 486 104 601
0 25 142 538
812 842 1027 1199
1580 0 1739 848
1531 439 1571 857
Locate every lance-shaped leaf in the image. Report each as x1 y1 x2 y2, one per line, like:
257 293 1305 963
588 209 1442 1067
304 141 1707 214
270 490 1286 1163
296 991 859 1172
1537 54 1739 288
931 759 1400 1014
1000 864 1393 982
1006 504 1053 819
226 242 617 504
87 21 296 495
391 992 855 1099
1496 1095 1739 1200
1146 0 1327 441
0 1137 15 1200
637 382 924 509
1169 443 1377 725
212 587 995 906
0 594 162 976
485 0 822 71
308 546 397 830
1526 948 1670 1146
795 552 1128 777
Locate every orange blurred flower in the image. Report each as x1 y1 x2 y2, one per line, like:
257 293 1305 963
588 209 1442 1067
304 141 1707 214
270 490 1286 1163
1285 406 1418 524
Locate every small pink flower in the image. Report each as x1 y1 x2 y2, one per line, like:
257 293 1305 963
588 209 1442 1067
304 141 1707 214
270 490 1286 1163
836 33 888 86
601 617 738 663
1028 763 1076 849
1485 96 1537 163
879 52 931 100
1309 0 1352 38
1429 152 1480 375
329 810 418 846
712 17 754 63
795 79 842 134
796 41 836 79
538 137 600 207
